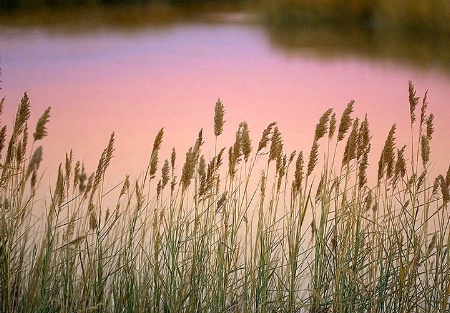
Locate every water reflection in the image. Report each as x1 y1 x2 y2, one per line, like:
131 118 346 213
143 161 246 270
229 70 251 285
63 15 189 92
266 24 450 72
1 3 449 72
1 3 449 196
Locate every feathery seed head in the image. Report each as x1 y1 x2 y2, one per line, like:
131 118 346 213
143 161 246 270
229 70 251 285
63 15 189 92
338 100 354 142
358 149 369 189
260 170 266 198
162 159 170 189
393 146 407 185
421 134 430 167
307 140 319 177
378 124 396 182
342 118 359 166
426 113 434 142
409 80 419 125
13 93 31 137
33 107 51 142
198 155 206 178
432 175 442 198
314 108 333 141
257 122 276 153
293 151 304 194
214 98 226 137
0 125 6 160
28 146 43 174
420 90 428 126
120 175 130 198
150 128 164 179
152 128 164 155
228 146 237 179
329 112 336 140
269 126 283 163
240 121 252 162
288 150 296 164
440 174 449 204
171 147 176 172
357 115 371 160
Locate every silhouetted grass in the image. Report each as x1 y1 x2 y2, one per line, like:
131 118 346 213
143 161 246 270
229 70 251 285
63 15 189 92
1 82 449 312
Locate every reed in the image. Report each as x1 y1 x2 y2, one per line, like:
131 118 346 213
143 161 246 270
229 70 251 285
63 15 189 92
0 82 449 312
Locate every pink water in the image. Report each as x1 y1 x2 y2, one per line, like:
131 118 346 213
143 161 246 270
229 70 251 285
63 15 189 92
1 8 449 205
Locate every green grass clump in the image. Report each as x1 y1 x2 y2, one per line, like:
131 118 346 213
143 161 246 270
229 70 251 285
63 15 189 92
1 82 449 312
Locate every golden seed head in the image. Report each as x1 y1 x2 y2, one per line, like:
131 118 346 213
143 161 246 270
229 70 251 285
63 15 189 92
314 108 333 141
214 98 226 137
162 159 170 189
307 140 319 177
342 118 359 166
421 134 430 167
257 122 276 153
13 92 31 137
33 107 51 142
171 147 176 171
293 151 304 194
420 90 428 126
393 146 406 185
409 80 419 125
269 126 283 163
240 121 252 162
426 113 434 142
378 124 396 182
328 112 336 140
338 100 354 142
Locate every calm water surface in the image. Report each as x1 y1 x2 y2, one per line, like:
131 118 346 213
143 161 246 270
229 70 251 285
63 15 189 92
1 5 449 200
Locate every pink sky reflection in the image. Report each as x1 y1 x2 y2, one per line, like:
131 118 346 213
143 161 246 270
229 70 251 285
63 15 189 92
1 24 450 203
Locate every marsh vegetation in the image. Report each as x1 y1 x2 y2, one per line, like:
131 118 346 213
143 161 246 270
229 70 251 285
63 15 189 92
1 81 449 312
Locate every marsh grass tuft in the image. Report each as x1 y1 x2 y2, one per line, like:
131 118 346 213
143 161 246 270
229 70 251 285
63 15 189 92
0 82 449 312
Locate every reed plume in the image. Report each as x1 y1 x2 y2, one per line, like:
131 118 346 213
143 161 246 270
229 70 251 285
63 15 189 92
314 108 333 141
214 98 226 137
257 122 276 153
27 145 43 175
269 126 283 164
357 116 371 189
181 130 203 192
293 151 304 194
171 147 176 172
33 107 51 142
149 128 164 180
409 80 419 125
421 134 430 167
378 124 396 182
342 118 359 167
240 121 252 162
393 146 407 185
162 159 169 190
13 93 31 137
0 125 6 159
92 132 115 195
426 113 434 141
338 100 354 142
328 112 336 140
307 140 319 177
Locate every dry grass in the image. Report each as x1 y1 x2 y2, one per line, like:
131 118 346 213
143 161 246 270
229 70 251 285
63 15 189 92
1 81 449 312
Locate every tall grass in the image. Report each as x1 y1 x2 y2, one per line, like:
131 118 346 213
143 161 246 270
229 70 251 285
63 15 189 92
1 82 449 312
